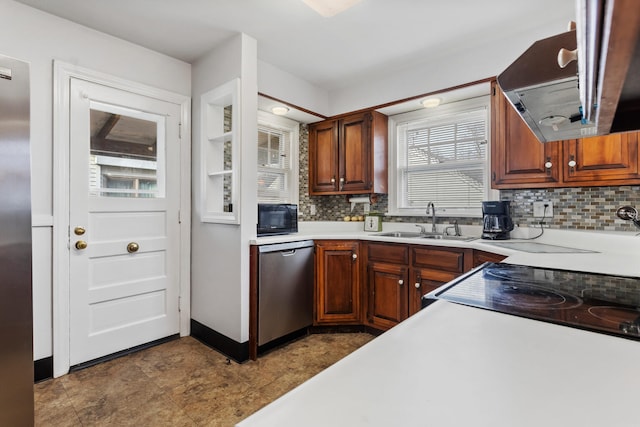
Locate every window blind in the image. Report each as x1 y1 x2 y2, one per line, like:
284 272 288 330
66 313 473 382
258 125 292 203
397 106 487 210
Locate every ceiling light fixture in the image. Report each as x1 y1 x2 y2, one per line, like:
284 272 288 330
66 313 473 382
421 97 441 108
302 0 363 17
271 106 289 115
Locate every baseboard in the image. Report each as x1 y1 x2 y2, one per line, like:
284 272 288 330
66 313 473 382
69 334 179 372
34 356 53 383
190 319 249 363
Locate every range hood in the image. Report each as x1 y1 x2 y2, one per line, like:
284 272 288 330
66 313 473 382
498 1 640 144
497 30 596 143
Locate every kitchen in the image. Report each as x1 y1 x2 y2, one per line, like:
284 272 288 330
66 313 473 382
2 0 640 425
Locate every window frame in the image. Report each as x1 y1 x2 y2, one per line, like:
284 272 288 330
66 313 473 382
387 95 497 218
257 110 300 205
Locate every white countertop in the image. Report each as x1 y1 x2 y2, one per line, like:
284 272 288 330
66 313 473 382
240 222 640 426
238 301 640 427
254 221 640 277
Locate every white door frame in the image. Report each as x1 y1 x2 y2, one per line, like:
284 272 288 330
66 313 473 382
52 61 191 377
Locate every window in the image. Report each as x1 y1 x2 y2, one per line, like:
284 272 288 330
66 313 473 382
389 96 494 217
257 111 299 204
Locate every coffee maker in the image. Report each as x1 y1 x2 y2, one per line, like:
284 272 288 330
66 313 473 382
481 201 514 240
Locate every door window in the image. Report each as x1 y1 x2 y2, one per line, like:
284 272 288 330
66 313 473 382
89 102 165 198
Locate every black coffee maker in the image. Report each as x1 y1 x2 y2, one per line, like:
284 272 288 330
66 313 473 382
481 201 514 240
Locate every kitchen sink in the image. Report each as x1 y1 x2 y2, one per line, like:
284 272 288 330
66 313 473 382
375 231 476 241
418 234 477 242
375 231 424 238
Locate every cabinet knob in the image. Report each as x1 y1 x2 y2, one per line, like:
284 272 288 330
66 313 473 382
544 161 552 169
331 177 336 183
415 282 420 289
398 279 404 286
352 253 357 260
568 160 577 168
557 48 578 68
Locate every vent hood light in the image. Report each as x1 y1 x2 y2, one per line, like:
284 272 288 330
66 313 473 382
271 106 289 115
421 97 441 108
302 0 363 17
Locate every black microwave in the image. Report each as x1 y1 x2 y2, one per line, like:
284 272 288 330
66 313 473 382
257 203 298 236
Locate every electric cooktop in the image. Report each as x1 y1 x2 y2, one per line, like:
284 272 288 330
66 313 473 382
426 262 640 340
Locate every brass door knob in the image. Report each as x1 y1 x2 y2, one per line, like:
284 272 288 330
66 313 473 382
127 242 139 253
75 240 87 250
74 226 86 236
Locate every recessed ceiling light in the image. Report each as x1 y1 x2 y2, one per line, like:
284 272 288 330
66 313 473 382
421 97 441 108
272 106 289 115
302 0 363 17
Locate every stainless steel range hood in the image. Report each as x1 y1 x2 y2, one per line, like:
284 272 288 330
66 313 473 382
499 1 640 144
497 30 597 143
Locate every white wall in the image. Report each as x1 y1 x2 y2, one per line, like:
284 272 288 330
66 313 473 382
327 17 574 115
0 0 191 361
258 60 330 116
191 33 258 343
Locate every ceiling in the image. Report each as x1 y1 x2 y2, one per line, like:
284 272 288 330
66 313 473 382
15 0 576 95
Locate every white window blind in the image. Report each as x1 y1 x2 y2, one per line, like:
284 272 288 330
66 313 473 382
257 111 299 204
392 99 490 216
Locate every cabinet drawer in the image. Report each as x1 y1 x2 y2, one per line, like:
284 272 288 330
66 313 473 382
411 246 465 273
473 250 506 267
367 242 408 264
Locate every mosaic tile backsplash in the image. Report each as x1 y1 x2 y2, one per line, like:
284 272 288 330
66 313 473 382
297 124 640 233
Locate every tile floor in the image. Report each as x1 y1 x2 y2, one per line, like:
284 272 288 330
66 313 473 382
34 333 374 426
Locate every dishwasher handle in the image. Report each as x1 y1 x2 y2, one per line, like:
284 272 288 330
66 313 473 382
281 249 297 257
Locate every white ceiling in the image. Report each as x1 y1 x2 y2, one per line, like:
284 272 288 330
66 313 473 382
14 0 576 95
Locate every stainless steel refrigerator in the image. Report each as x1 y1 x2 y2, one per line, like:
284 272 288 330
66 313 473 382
0 54 34 425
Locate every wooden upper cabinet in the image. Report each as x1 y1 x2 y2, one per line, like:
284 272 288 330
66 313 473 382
308 120 339 194
491 81 561 188
563 132 640 184
492 81 640 189
309 110 387 195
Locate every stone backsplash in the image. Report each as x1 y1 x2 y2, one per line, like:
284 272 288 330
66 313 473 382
297 124 640 233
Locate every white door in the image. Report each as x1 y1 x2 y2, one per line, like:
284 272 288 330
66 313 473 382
68 78 181 366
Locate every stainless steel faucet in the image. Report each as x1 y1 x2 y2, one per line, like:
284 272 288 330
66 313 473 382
426 202 436 233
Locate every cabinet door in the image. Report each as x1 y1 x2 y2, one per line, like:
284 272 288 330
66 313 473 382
339 112 372 192
491 82 561 188
367 262 408 330
315 241 361 324
563 132 640 184
409 268 459 316
309 120 339 194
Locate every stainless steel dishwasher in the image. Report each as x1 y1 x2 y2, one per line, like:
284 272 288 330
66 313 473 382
258 240 314 347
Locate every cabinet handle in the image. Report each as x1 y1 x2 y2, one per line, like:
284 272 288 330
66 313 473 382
544 161 552 169
398 279 404 286
339 177 345 191
331 176 336 183
352 253 357 260
568 160 577 168
415 282 420 289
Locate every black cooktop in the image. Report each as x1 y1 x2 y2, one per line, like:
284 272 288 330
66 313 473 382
426 263 640 340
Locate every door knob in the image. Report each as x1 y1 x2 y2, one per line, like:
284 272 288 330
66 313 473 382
74 226 86 236
127 242 139 253
75 240 87 250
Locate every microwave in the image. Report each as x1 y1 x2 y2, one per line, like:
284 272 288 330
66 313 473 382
257 203 298 236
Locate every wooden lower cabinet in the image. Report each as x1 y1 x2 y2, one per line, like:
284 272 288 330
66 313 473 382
365 242 472 331
314 240 361 325
472 250 507 267
368 261 408 330
314 240 506 331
